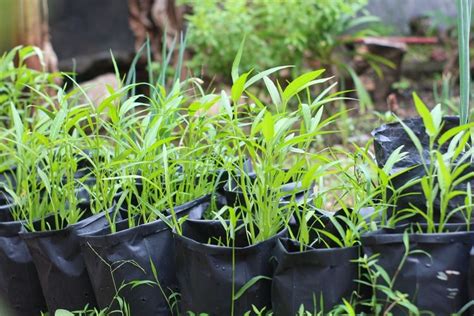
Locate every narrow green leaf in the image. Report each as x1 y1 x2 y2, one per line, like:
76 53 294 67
261 111 274 143
231 36 246 83
245 65 292 89
220 91 233 119
263 76 281 107
233 276 271 301
282 69 325 102
342 299 356 316
413 92 436 136
436 151 451 192
231 71 251 103
55 310 75 316
438 122 474 145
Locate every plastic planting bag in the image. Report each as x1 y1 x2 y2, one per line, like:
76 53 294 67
174 219 286 315
80 195 211 315
0 218 46 315
373 116 470 223
20 210 112 313
272 238 359 315
362 224 474 315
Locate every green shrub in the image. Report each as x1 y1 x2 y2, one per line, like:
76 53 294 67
181 0 373 77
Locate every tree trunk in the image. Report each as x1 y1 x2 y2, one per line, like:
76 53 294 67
1 0 58 73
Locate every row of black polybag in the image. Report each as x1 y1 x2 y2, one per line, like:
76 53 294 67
1 194 473 315
0 116 473 315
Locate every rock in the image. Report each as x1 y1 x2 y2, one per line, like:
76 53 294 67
78 73 119 106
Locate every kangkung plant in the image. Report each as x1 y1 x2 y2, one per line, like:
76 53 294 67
194 42 351 245
397 93 474 233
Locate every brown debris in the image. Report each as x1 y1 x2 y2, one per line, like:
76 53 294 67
127 0 187 59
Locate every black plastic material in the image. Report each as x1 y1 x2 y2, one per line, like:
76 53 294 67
80 195 211 315
361 224 474 315
0 218 47 316
174 220 287 315
0 201 14 223
224 172 305 208
272 238 359 315
373 116 470 222
0 169 16 222
20 211 112 313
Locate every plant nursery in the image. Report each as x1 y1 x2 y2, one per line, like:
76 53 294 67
1 0 474 315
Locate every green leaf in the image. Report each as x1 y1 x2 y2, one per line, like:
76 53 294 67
10 103 23 144
342 298 356 316
245 65 292 89
233 276 271 301
317 229 344 248
282 69 325 102
346 15 380 29
430 103 443 131
231 71 251 103
149 258 159 282
438 122 474 145
383 146 406 174
263 76 281 108
436 151 451 192
413 92 436 136
220 91 233 119
231 36 246 83
37 167 51 194
310 106 325 133
343 65 372 112
55 309 75 316
261 111 274 143
301 103 311 133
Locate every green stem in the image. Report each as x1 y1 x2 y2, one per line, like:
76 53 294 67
457 0 472 124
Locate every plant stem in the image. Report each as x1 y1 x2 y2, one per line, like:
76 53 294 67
457 0 472 124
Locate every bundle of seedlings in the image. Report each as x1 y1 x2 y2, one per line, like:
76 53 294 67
0 114 47 316
0 46 60 128
14 100 115 314
0 47 80 315
173 48 348 314
270 139 410 315
79 51 228 314
373 0 473 225
372 100 472 223
362 96 474 315
360 6 474 312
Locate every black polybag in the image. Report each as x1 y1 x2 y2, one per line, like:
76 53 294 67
174 219 287 315
361 223 474 315
80 195 211 316
0 218 46 316
372 116 470 222
20 210 112 313
223 172 305 208
0 169 16 222
272 238 359 315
